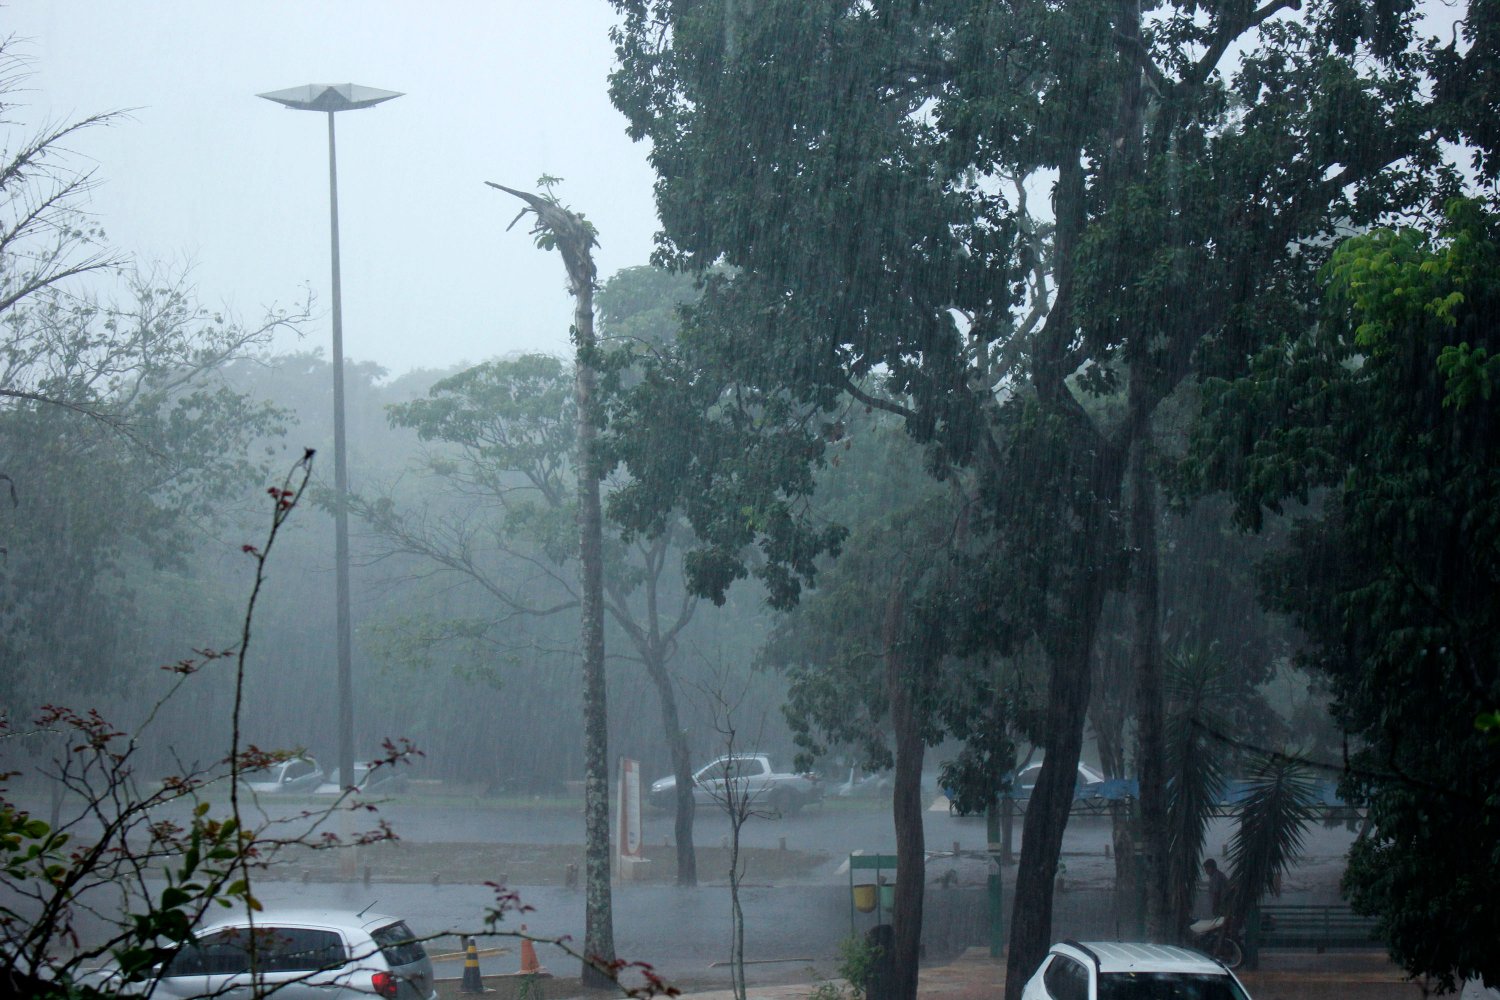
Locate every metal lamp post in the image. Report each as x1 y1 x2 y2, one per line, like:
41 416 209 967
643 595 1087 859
258 84 401 800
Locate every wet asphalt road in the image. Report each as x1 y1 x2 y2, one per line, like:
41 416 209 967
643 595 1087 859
230 793 1357 987
27 785 1358 988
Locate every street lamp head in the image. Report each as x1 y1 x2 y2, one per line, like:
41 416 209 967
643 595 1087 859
257 83 403 113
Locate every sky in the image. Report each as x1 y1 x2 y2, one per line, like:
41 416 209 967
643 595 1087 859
7 2 661 377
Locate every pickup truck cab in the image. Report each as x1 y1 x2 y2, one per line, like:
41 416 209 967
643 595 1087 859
649 753 823 816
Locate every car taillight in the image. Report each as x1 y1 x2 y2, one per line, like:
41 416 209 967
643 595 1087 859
372 971 398 999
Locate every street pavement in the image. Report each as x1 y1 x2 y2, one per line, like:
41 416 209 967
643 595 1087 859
237 792 1364 988
433 947 1429 1000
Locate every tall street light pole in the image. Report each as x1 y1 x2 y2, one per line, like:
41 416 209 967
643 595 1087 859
258 84 401 802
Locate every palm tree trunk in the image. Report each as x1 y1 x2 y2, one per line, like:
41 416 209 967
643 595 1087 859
487 182 615 987
574 271 616 988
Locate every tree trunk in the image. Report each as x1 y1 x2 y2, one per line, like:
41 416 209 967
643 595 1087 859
884 575 926 1000
1129 434 1170 940
1004 616 1099 1000
1003 123 1132 993
1090 643 1141 935
488 182 616 987
642 645 698 886
1003 450 1122 999
575 281 616 987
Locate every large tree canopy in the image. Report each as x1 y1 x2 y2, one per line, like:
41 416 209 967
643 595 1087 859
608 0 1479 990
1188 198 1500 988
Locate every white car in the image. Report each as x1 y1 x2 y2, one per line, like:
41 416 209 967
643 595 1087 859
1020 940 1252 1000
240 755 324 795
90 908 437 999
320 762 409 795
648 753 823 815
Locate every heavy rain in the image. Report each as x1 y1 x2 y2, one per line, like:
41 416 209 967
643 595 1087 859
0 3 1495 1000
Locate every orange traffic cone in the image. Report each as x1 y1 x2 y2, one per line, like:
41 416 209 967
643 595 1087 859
519 925 547 976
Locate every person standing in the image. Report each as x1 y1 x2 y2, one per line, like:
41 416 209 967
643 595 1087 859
1203 858 1231 918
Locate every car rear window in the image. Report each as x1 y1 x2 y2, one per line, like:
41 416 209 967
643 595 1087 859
165 926 347 976
371 921 427 967
1043 955 1089 1000
1098 972 1249 1000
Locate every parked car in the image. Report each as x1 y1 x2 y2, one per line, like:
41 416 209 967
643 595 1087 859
239 755 324 795
833 765 892 799
1007 760 1106 799
85 908 436 999
321 762 409 795
1020 940 1251 1000
648 753 823 816
944 759 1108 815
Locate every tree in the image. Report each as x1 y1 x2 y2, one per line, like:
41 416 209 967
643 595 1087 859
370 345 708 885
0 38 121 324
693 677 770 1000
764 407 1023 995
1187 198 1500 989
0 49 304 711
0 453 412 998
769 503 950 998
486 180 617 986
608 3 1467 992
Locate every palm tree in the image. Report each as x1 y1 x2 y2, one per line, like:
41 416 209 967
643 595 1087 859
1225 753 1319 927
1163 646 1233 936
1161 647 1316 943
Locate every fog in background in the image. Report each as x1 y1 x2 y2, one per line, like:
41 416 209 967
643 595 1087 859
6 1 659 377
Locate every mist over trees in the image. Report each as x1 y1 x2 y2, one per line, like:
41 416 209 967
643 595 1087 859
0 4 1497 996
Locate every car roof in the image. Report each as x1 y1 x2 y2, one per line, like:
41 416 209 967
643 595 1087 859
198 908 402 936
1053 941 1227 975
1018 760 1104 780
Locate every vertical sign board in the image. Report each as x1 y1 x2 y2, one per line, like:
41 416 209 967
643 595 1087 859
617 757 642 860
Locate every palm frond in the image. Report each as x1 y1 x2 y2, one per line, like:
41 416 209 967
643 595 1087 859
1227 753 1318 922
1163 645 1234 930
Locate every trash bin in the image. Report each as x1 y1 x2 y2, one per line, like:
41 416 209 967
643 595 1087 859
852 884 877 913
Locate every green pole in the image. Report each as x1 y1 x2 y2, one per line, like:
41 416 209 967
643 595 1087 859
987 803 1004 956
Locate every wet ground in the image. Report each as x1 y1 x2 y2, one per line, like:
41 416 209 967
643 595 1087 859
431 947 1427 1000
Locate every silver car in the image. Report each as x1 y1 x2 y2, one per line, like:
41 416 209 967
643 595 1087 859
138 908 436 999
648 753 823 815
240 755 325 796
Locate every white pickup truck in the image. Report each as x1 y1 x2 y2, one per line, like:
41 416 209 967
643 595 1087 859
648 753 823 815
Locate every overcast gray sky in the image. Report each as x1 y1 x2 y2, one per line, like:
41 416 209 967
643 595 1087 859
8 1 660 377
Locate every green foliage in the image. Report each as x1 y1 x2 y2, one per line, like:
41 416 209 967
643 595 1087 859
0 272 295 709
1163 646 1233 931
390 354 576 505
1225 754 1317 923
0 461 416 998
1189 199 1500 986
809 932 884 1000
609 2 1490 985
